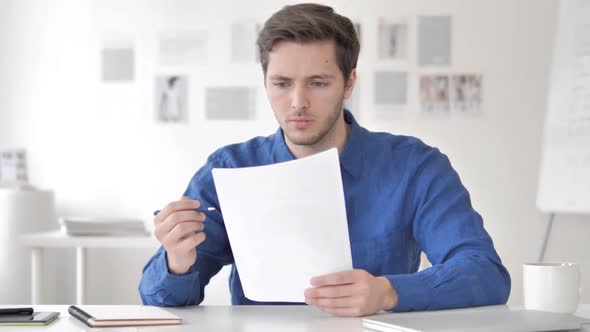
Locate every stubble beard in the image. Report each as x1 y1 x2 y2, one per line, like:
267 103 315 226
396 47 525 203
282 101 344 147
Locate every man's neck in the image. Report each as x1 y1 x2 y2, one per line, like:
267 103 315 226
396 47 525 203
286 112 351 159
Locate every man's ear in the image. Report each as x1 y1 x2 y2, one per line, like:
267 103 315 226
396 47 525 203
343 68 357 100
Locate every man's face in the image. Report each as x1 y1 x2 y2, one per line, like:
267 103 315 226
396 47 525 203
265 40 355 147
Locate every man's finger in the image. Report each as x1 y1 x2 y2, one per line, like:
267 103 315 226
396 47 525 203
307 296 358 308
178 232 206 252
155 199 201 224
167 221 204 242
159 210 205 233
304 284 355 299
310 270 358 287
316 306 364 317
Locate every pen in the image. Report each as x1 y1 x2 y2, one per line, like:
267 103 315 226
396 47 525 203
153 207 216 216
0 307 34 316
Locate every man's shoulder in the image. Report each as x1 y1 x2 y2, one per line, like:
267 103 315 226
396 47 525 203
362 129 452 183
364 129 434 158
208 132 277 167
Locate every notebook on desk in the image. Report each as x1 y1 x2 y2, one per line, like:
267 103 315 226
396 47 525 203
362 305 590 332
0 311 59 326
59 216 147 236
68 305 181 328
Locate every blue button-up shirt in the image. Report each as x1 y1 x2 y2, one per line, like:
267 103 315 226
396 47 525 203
139 109 510 312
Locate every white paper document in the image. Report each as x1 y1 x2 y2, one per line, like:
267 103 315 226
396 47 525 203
211 148 352 302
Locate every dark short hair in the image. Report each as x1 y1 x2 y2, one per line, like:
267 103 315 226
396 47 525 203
257 3 360 82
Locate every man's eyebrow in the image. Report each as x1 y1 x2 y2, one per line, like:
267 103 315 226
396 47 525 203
308 74 336 80
268 75 292 80
268 74 337 80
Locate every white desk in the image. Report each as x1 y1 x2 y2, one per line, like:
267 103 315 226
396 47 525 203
19 231 160 305
1 305 589 332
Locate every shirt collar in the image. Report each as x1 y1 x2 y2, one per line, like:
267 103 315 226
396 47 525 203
339 109 365 178
272 127 296 163
272 109 365 177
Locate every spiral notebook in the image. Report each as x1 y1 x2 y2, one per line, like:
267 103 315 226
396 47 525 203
68 305 181 328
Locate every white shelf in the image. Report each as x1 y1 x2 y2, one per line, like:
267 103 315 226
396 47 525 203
19 230 159 248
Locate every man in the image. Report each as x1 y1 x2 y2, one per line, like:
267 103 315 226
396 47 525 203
139 3 510 317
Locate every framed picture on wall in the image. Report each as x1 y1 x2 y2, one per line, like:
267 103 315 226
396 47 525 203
418 15 452 66
205 87 257 120
419 75 450 112
231 22 258 63
377 18 408 61
158 31 208 65
0 149 29 188
452 74 483 113
155 75 189 123
374 71 408 112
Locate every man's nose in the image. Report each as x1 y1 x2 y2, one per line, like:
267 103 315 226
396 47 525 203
291 85 310 112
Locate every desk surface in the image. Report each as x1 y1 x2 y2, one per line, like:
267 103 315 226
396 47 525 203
2 305 589 332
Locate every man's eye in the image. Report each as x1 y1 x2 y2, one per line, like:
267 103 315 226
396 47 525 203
311 81 327 87
274 82 288 88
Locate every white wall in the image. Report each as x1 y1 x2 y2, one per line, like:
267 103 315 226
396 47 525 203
0 1 16 143
1 0 588 306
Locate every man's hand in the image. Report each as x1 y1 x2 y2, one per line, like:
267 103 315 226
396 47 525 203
153 197 206 275
304 269 398 317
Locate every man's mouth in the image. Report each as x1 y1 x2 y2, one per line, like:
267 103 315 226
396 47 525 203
288 118 314 129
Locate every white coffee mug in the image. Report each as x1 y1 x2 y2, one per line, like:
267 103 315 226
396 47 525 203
523 262 581 313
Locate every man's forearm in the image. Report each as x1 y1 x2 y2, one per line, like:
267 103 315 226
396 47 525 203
384 252 511 312
139 248 202 306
